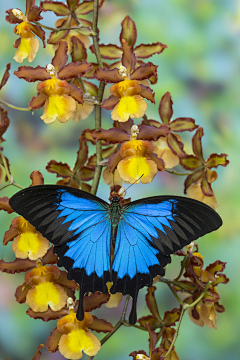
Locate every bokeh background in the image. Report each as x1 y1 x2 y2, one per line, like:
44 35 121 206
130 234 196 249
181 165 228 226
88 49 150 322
0 0 240 359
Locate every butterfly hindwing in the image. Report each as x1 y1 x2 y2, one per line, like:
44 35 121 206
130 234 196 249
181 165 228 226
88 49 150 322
111 195 222 324
9 185 111 320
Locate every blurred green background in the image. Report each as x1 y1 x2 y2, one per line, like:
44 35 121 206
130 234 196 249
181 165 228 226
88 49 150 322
0 0 240 359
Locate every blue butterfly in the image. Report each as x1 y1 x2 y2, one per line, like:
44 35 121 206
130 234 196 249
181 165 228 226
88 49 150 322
9 185 222 324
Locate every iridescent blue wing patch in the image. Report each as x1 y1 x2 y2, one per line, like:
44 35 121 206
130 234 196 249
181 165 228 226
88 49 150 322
9 185 111 320
111 196 222 324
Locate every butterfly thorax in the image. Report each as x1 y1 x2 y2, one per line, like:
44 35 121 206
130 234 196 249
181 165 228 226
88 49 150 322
109 197 122 250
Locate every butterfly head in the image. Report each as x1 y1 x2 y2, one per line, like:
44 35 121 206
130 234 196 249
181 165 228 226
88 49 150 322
110 196 120 204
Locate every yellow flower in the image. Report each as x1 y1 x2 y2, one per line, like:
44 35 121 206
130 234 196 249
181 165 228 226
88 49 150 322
110 79 147 122
57 312 101 359
25 264 68 312
11 216 49 260
11 8 40 64
38 75 76 124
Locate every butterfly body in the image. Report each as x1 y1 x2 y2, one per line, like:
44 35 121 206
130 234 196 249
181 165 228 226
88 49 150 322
9 185 222 325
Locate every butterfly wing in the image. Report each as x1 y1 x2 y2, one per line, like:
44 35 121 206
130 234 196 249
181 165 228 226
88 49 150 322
111 196 222 324
9 185 111 320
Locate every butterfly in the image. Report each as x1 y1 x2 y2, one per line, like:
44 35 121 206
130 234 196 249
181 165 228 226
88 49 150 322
9 185 222 324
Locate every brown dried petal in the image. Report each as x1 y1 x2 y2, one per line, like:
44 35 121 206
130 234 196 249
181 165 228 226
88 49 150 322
29 93 47 110
167 133 186 157
180 155 203 170
15 282 31 303
94 67 123 83
83 292 110 312
32 344 45 360
145 322 157 354
134 42 167 59
13 38 21 49
201 173 214 196
52 40 68 71
121 39 136 74
149 153 165 171
205 260 226 276
139 84 155 103
89 316 114 333
41 246 58 265
71 36 87 62
73 136 88 172
158 92 173 125
80 129 95 144
0 258 35 274
5 9 21 24
205 153 229 169
40 1 70 15
67 0 79 11
0 63 11 90
93 44 122 60
108 149 121 172
56 270 78 289
78 166 95 181
0 196 14 213
27 5 44 22
68 83 84 103
192 127 204 162
138 315 160 328
145 286 161 321
47 29 70 45
130 62 158 81
46 160 73 178
101 95 119 110
30 24 46 47
27 307 68 321
183 169 204 194
92 128 129 144
75 0 101 15
58 60 93 80
138 124 169 141
30 171 44 186
213 274 229 286
14 66 50 82
46 328 62 353
3 224 18 245
163 308 180 327
170 118 198 132
0 108 10 141
117 118 134 134
120 16 137 47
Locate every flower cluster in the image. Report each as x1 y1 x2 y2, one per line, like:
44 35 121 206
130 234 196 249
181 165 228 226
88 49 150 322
0 2 230 360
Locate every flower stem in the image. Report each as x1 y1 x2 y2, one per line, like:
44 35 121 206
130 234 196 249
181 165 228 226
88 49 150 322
165 165 205 176
90 0 105 196
33 21 95 35
162 282 211 358
0 99 32 112
174 256 188 281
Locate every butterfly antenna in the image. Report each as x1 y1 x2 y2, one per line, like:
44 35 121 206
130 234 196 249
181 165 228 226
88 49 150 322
113 170 115 194
120 174 144 197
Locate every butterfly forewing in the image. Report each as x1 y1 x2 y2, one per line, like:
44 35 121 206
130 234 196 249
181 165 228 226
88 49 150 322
9 185 112 320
